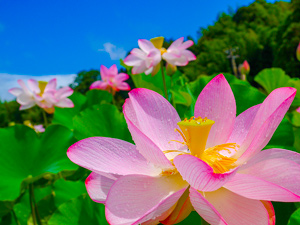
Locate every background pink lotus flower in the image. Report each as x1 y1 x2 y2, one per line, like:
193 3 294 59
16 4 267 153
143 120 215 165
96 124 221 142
67 74 300 225
90 65 130 95
297 42 300 61
24 120 45 133
297 106 300 113
123 39 161 75
239 60 250 75
9 78 74 113
162 37 196 66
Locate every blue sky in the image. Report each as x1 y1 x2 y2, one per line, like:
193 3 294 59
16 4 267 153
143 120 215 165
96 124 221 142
0 0 289 100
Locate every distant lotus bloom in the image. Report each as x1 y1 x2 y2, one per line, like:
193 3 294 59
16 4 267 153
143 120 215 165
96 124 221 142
239 60 250 75
123 39 161 75
297 107 300 113
9 78 74 113
24 120 45 133
67 74 300 225
297 42 300 61
124 37 196 76
90 65 130 95
162 37 196 67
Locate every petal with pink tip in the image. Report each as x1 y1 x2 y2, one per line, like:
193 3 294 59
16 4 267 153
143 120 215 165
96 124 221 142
19 101 36 110
237 87 296 161
67 137 161 176
168 37 184 50
225 149 300 202
190 187 269 225
55 98 74 108
90 81 108 90
114 73 129 82
55 86 73 99
109 64 118 75
195 74 236 148
173 154 237 192
138 39 155 54
17 79 31 95
227 104 260 146
100 65 110 79
131 48 146 58
17 93 34 105
85 172 117 204
117 82 130 91
125 88 183 151
180 40 194 49
28 79 40 93
124 54 144 66
132 62 148 74
105 174 188 225
8 87 23 96
44 78 57 92
181 50 196 61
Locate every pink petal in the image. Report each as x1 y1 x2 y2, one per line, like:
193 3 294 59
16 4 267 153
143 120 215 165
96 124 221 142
180 40 194 49
55 98 74 108
44 78 57 92
168 37 184 50
28 79 40 93
109 64 118 75
67 137 161 176
190 187 269 225
138 39 155 54
55 86 73 99
132 62 148 74
147 49 161 66
237 87 296 162
116 82 130 91
124 54 144 66
194 74 236 148
105 174 188 225
8 87 23 96
173 154 237 192
227 104 261 146
19 101 36 110
114 73 129 82
262 201 275 225
297 107 300 113
225 148 300 202
181 50 196 61
17 93 34 105
17 79 31 95
131 48 146 58
90 81 108 90
100 65 110 80
125 88 183 151
85 172 117 204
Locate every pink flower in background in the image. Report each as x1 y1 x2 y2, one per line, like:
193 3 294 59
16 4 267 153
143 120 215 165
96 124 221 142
67 74 300 225
90 65 130 95
297 42 300 61
239 60 250 75
9 78 74 113
297 107 300 113
162 37 196 66
123 39 162 75
24 120 45 133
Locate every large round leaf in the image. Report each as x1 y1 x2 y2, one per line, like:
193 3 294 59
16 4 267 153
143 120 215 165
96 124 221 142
289 208 300 225
0 124 78 201
73 104 132 142
254 68 291 94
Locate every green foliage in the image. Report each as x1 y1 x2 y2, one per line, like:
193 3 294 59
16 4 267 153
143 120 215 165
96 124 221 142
0 124 77 201
48 194 108 225
70 70 100 94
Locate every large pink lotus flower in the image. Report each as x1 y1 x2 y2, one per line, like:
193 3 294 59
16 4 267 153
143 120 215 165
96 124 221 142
67 74 300 225
123 39 162 75
162 37 196 66
9 78 74 113
90 65 130 95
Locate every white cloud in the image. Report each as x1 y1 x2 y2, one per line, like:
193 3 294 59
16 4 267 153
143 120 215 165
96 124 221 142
0 73 77 101
98 42 126 60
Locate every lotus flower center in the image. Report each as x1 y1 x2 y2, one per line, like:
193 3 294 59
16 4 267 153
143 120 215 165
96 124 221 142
38 81 48 95
160 48 167 55
176 116 238 174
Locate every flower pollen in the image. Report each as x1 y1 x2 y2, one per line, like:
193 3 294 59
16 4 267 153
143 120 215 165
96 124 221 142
38 81 48 95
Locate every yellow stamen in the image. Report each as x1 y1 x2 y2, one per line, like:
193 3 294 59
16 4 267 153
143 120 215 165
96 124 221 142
202 143 239 173
177 116 214 158
150 36 164 49
38 81 48 95
160 48 167 55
